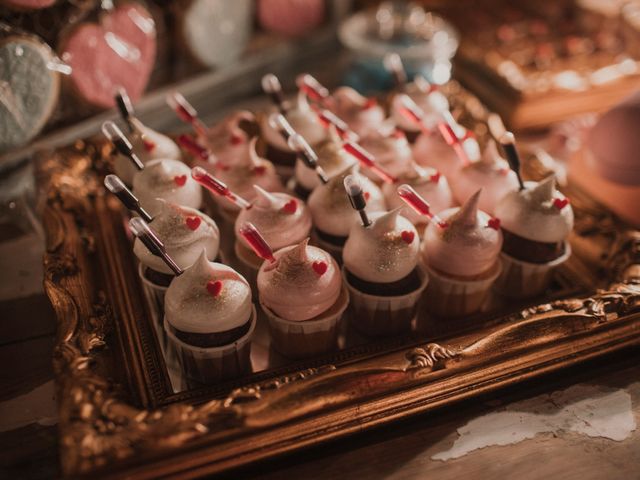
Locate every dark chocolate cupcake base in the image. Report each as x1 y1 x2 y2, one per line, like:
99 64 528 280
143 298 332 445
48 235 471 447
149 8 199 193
501 228 565 264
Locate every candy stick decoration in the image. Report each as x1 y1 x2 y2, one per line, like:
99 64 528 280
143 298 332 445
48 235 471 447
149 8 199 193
499 132 525 190
383 53 407 87
268 113 296 142
343 141 397 184
261 74 287 114
296 74 330 104
398 95 470 166
288 133 329 184
397 184 449 228
114 87 135 132
238 222 276 263
177 134 215 164
101 121 144 171
104 174 153 222
129 217 182 275
191 166 252 209
316 109 359 141
166 92 209 138
344 174 371 227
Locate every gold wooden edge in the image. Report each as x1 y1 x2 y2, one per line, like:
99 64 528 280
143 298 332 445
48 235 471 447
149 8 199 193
38 132 640 477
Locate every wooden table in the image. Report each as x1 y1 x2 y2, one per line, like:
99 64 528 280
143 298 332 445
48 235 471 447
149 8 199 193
1 225 639 480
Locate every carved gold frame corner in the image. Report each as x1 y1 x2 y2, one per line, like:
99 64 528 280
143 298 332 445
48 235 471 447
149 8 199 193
39 142 640 479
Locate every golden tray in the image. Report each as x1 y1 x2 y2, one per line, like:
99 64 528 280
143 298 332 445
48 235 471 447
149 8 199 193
38 92 640 479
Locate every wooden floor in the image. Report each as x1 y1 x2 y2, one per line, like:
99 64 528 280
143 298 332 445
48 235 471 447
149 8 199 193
1 228 639 480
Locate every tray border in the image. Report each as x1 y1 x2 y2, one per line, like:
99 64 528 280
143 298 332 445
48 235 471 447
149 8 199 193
39 140 640 478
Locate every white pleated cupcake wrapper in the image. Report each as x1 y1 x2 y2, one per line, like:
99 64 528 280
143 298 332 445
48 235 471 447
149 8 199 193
493 242 572 299
259 284 349 358
420 261 501 318
163 305 257 384
310 229 344 264
343 266 429 337
137 262 170 334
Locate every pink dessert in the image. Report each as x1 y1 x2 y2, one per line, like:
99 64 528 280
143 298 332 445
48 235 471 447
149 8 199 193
4 0 55 9
358 128 413 183
200 111 255 167
257 0 325 38
60 3 156 108
329 87 386 138
412 126 480 179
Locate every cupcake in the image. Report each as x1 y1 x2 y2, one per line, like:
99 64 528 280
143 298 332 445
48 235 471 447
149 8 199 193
292 127 356 198
383 163 453 230
113 118 182 186
419 190 503 317
257 239 348 358
164 252 256 383
307 165 386 261
133 200 220 306
450 139 520 214
199 110 256 168
259 90 326 176
329 86 386 138
357 128 413 184
209 138 283 222
233 186 312 290
412 124 480 179
342 208 427 336
132 159 202 216
493 175 574 298
390 78 450 143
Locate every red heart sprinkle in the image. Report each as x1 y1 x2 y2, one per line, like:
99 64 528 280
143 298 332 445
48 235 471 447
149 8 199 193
282 199 297 214
185 216 201 230
364 191 370 200
393 129 405 139
174 175 187 186
553 198 569 210
253 165 266 175
206 280 222 297
230 133 243 145
312 261 328 276
437 221 449 229
487 217 501 230
401 230 415 244
363 98 377 109
142 139 156 152
429 172 441 183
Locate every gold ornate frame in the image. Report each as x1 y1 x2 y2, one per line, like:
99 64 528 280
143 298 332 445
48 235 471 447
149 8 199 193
39 140 640 479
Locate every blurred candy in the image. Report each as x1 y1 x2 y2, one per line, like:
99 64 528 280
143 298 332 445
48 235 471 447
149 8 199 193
257 0 325 38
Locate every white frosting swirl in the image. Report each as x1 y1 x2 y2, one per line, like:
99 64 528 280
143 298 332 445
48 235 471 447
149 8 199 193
383 163 454 225
212 138 284 212
113 120 181 185
450 140 520 214
199 110 255 167
165 252 253 334
132 158 202 216
260 92 326 151
134 200 220 274
421 190 503 277
294 127 356 191
258 239 342 321
308 165 386 237
413 131 480 179
330 86 386 137
343 209 420 283
494 176 574 243
235 186 312 251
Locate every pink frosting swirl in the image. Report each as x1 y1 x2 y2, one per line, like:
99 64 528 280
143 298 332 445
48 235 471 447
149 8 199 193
421 190 502 277
358 128 413 182
198 110 255 167
235 186 312 251
383 163 454 225
211 138 283 212
450 140 520 214
412 130 480 179
329 87 386 137
257 239 342 321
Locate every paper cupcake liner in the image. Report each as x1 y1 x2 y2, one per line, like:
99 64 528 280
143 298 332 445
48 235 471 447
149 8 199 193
138 263 172 349
493 242 572 299
233 241 263 299
259 284 349 359
420 261 501 318
310 229 344 264
164 305 257 384
344 267 429 337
